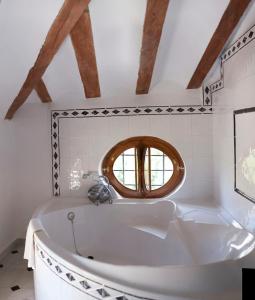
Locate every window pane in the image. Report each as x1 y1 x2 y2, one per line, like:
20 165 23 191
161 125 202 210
151 170 164 186
144 155 149 172
113 170 124 184
125 184 136 190
151 155 163 170
151 185 161 190
124 148 135 155
164 155 173 170
144 149 150 190
124 171 136 185
124 155 136 170
113 148 137 190
144 148 174 191
113 155 123 170
151 148 163 156
164 171 173 183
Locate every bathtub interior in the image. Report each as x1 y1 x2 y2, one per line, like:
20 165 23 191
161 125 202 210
38 200 255 267
39 201 175 249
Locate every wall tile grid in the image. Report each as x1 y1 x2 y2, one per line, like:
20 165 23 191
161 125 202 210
210 24 255 232
51 106 213 204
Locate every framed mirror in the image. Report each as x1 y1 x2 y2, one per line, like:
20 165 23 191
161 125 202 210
234 107 255 203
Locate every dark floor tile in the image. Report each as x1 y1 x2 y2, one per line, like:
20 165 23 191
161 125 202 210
11 285 20 291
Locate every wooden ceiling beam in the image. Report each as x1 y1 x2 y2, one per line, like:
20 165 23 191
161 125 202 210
5 0 90 120
70 9 101 98
136 0 170 95
35 79 52 103
187 0 251 89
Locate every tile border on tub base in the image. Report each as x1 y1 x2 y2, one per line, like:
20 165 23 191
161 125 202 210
35 242 156 300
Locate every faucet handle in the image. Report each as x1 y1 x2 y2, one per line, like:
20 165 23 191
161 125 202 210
97 175 110 187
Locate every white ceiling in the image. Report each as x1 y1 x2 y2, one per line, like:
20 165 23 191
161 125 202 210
0 0 254 110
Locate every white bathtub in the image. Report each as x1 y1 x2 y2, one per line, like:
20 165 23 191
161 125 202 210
30 199 255 300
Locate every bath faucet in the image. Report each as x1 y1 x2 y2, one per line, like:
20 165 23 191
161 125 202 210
87 175 113 205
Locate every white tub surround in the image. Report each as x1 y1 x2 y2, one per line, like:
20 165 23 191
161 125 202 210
26 199 255 300
24 219 43 269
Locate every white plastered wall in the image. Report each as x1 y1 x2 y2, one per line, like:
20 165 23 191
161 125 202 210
0 106 17 253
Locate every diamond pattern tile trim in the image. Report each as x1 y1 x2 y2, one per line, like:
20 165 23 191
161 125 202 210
47 258 52 266
97 288 110 298
80 280 91 290
36 242 156 300
221 25 255 63
210 79 224 94
66 273 75 282
204 23 255 106
202 85 212 106
55 266 62 273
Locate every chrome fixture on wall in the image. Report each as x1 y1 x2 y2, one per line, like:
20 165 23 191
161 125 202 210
88 175 113 205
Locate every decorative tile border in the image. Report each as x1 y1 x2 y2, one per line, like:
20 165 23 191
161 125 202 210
221 25 255 63
51 106 212 119
51 105 212 196
202 84 212 106
36 243 155 300
204 23 255 102
210 78 224 94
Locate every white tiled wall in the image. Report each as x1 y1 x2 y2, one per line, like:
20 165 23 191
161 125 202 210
5 89 212 242
58 114 213 204
213 39 255 233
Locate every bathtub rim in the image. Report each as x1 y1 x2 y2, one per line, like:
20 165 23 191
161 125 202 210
33 198 255 270
32 197 177 219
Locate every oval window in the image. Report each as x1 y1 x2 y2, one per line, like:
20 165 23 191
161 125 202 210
102 136 185 198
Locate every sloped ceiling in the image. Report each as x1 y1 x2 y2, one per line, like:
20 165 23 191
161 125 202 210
1 0 254 110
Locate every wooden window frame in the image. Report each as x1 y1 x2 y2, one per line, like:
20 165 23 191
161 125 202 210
102 136 185 198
